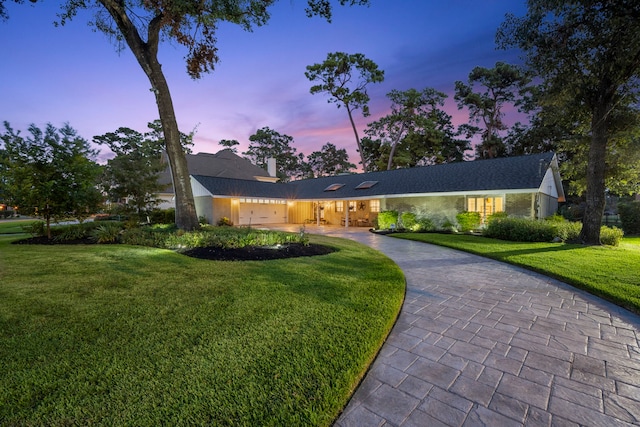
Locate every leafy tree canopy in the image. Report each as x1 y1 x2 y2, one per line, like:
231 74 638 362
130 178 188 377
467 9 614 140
497 0 640 244
93 124 169 214
454 62 530 159
2 0 371 230
219 139 240 153
363 88 469 170
243 126 304 182
305 51 384 171
306 142 355 177
0 121 102 237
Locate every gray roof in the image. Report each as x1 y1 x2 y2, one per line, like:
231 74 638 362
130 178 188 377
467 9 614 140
192 152 558 200
192 175 295 199
159 149 271 191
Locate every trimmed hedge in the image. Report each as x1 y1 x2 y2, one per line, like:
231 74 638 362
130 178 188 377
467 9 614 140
484 217 557 242
484 216 623 246
618 201 640 235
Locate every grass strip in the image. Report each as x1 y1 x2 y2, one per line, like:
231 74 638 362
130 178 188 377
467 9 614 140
0 234 404 426
393 232 640 314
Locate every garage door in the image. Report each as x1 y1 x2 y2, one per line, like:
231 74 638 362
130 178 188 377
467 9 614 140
238 200 287 225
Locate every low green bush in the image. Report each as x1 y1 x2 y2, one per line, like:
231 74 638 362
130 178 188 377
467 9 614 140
21 221 45 236
618 201 640 235
217 216 233 226
486 211 508 224
148 208 175 224
555 221 582 242
414 217 435 232
456 211 481 232
377 210 399 230
600 226 624 246
91 223 123 243
484 217 557 242
400 212 417 230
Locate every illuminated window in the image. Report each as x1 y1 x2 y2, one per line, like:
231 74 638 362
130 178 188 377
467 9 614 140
335 201 344 212
467 196 504 221
370 200 380 212
348 201 356 211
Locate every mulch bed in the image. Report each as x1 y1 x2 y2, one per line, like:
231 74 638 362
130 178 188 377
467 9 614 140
12 237 336 261
181 243 336 261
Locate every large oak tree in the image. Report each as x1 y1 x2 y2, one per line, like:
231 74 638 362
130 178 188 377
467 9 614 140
3 0 370 230
498 0 640 244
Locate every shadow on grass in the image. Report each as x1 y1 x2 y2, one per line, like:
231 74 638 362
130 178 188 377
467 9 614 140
486 243 589 259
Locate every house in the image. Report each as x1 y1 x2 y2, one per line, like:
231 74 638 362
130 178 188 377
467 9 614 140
163 151 565 227
157 149 278 210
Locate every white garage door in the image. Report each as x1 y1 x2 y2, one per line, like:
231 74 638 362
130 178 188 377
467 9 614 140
239 201 287 225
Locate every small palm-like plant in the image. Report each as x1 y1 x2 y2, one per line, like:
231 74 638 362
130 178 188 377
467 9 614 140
91 224 122 244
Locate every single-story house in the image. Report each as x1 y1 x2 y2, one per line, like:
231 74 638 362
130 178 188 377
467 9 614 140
161 151 565 228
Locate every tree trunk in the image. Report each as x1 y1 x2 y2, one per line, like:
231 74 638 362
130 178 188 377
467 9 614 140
99 1 199 231
579 103 609 245
346 107 368 172
149 67 200 231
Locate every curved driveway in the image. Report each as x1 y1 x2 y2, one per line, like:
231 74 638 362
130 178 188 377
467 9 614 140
278 226 640 426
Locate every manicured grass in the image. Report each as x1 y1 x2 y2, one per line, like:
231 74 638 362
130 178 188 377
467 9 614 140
0 219 37 234
0 233 405 426
394 233 640 314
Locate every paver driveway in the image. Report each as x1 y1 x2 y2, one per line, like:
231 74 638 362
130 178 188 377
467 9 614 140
273 226 640 426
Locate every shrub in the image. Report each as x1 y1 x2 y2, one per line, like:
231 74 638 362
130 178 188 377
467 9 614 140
21 221 46 237
484 217 556 242
217 217 233 226
148 208 175 224
555 221 582 242
377 210 399 230
121 227 163 247
441 218 457 232
618 201 640 235
91 223 123 244
53 224 89 242
600 226 624 246
401 212 417 230
545 213 566 223
486 211 508 224
456 211 481 232
414 217 435 232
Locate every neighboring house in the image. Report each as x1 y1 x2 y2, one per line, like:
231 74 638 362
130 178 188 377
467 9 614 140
157 149 278 210
165 151 564 227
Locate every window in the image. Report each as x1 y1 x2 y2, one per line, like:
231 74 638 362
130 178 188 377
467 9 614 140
324 183 345 192
468 196 504 220
355 180 378 189
335 201 344 212
348 201 356 211
370 200 380 212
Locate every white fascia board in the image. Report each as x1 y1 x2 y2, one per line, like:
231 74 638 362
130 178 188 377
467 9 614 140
293 188 540 202
190 176 214 197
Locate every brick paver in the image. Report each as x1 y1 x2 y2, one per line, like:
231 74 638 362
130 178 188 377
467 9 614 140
270 226 640 426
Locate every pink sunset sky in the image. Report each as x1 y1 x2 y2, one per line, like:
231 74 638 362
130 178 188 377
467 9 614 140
0 1 527 166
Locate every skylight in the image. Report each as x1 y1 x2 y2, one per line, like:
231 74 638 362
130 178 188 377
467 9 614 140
355 180 379 189
323 183 345 192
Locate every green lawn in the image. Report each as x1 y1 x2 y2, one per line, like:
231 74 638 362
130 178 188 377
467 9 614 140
0 232 405 426
394 232 640 314
0 219 37 234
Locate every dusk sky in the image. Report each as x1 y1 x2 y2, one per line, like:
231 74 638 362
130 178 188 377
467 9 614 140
1 1 527 165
